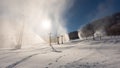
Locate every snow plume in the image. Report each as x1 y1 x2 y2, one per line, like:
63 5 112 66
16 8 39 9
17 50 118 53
78 17 111 39
0 0 73 49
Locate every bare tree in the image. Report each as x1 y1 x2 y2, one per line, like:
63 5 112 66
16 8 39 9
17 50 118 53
87 24 95 40
80 23 95 40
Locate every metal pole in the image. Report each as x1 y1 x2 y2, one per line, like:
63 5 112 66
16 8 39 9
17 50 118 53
49 33 57 51
57 36 60 45
49 33 52 46
61 35 63 44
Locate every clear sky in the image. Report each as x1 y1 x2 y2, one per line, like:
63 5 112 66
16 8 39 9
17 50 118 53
65 0 120 32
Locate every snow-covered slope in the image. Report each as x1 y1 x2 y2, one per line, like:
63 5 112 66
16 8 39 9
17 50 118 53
0 37 120 68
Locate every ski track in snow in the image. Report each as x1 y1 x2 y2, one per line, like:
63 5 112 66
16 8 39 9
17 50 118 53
0 47 50 60
45 55 65 68
5 47 51 68
0 47 52 68
6 53 39 68
56 56 64 62
58 50 98 68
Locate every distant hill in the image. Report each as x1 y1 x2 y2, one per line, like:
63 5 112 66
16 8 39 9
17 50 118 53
79 12 120 38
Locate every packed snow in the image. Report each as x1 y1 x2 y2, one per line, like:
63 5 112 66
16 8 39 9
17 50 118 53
0 36 120 68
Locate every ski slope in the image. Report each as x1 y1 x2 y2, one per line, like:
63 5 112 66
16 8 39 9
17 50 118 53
0 37 120 68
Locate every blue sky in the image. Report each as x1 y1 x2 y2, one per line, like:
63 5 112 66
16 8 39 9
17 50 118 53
65 0 120 32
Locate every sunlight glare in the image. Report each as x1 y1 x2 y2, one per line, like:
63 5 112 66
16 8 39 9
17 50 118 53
41 20 52 30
